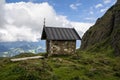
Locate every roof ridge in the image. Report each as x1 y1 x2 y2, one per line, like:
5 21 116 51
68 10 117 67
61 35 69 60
45 26 74 29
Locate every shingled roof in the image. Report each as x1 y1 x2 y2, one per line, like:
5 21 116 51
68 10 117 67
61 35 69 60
41 27 81 40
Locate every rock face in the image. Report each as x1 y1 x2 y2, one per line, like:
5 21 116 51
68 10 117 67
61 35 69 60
81 0 120 55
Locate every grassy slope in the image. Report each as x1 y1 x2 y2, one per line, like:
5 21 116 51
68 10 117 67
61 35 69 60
0 49 120 80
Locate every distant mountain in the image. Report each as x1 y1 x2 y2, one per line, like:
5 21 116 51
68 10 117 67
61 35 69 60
0 41 45 49
0 40 81 57
0 44 9 52
0 41 46 57
81 0 120 55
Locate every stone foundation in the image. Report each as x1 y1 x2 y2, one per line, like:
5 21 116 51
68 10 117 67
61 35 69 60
46 40 76 56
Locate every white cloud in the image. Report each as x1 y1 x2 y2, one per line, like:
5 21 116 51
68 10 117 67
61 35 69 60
85 17 96 21
70 4 77 10
100 7 108 12
70 3 81 10
0 1 93 42
90 11 94 14
0 25 39 42
103 0 111 4
71 22 94 37
95 4 103 8
0 0 6 28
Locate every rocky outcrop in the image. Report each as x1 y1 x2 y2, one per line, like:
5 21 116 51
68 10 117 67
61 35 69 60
80 0 120 55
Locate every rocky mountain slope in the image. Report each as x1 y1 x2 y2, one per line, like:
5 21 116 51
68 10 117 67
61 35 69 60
81 0 120 55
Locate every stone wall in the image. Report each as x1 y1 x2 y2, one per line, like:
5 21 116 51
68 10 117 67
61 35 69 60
46 40 76 56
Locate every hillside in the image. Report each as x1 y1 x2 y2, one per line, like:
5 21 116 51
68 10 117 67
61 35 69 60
0 52 120 80
80 0 120 56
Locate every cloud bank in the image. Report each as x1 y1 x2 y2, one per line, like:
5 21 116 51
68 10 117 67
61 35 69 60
0 0 93 42
0 0 5 28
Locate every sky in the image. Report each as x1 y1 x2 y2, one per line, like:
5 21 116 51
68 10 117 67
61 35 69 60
0 0 117 42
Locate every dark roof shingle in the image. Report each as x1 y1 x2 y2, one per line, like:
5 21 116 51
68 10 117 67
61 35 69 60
41 27 81 40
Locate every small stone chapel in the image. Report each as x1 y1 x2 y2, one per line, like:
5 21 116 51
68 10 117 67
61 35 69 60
41 20 81 56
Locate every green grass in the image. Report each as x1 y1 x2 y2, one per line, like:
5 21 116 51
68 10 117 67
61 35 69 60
0 50 120 80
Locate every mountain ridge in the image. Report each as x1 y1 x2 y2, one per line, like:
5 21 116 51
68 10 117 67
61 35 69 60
0 41 45 57
80 0 120 55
